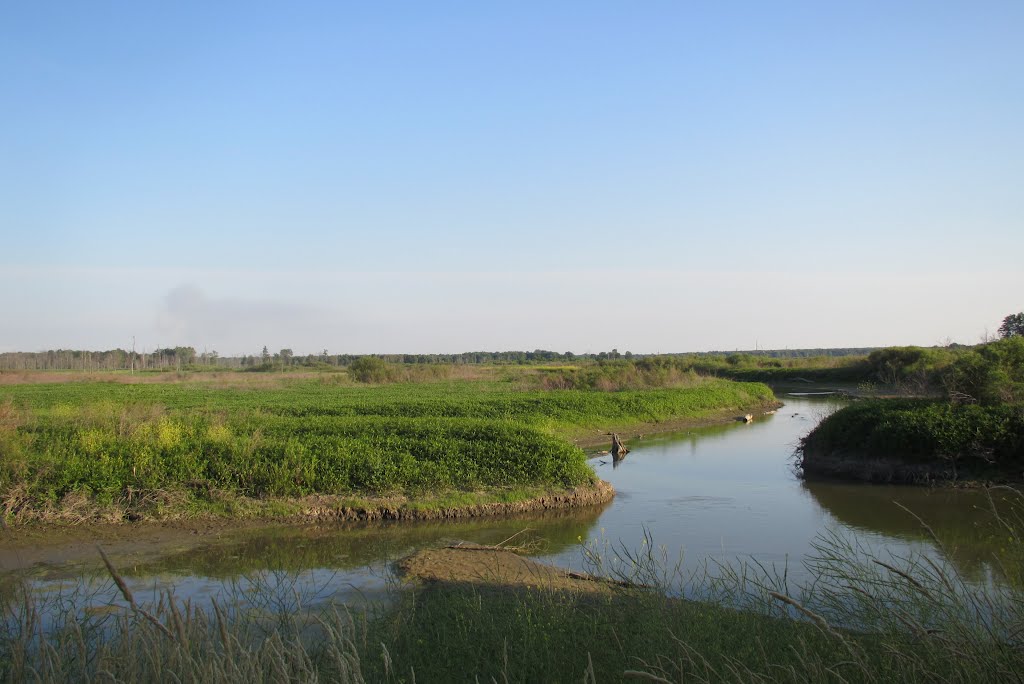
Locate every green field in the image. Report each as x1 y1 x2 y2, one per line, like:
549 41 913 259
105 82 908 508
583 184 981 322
0 377 776 521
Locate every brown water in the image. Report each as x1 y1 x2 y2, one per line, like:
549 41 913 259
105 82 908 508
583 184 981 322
2 395 1017 614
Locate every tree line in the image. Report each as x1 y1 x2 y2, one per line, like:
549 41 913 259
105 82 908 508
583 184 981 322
9 310 1022 372
0 347 215 371
2 345 878 372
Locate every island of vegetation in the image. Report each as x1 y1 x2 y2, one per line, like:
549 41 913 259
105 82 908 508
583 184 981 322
799 315 1024 484
0 362 778 524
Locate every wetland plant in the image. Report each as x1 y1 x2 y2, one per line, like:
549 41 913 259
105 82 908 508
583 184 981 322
3 498 1024 682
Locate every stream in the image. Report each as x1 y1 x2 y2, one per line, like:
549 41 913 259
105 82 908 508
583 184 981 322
2 395 1015 618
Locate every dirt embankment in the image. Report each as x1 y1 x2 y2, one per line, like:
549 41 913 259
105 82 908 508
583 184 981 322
799 453 1012 486
0 482 615 560
570 402 783 450
800 453 952 484
296 481 615 522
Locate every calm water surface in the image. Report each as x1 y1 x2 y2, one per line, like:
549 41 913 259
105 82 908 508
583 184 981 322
4 395 1014 612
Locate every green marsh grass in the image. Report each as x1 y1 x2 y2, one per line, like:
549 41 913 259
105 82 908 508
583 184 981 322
0 378 775 520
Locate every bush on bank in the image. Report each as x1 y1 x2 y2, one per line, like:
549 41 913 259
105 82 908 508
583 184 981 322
799 399 1024 481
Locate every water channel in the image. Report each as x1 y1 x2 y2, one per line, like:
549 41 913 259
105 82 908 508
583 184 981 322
1 394 1015 617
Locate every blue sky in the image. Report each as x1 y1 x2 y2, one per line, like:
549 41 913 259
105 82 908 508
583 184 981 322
2 1 1021 354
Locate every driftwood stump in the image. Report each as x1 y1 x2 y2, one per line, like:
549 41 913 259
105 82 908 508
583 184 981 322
610 433 629 460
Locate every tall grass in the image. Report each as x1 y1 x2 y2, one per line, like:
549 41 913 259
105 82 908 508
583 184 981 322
0 569 381 682
370 513 1024 682
523 355 873 389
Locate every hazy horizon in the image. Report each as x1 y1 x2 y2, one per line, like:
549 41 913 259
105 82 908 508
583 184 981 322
3 2 1021 356
1 268 1015 357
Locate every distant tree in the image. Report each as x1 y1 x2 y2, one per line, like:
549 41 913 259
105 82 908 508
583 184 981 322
999 312 1024 339
261 346 270 363
279 349 294 366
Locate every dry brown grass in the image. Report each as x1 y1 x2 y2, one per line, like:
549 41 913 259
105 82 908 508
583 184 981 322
0 366 501 388
524 366 708 392
0 369 331 387
0 398 22 431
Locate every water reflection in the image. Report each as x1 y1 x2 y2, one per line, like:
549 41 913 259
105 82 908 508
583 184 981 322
554 407 828 576
548 396 1020 588
802 479 1020 583
136 504 609 580
0 501 610 616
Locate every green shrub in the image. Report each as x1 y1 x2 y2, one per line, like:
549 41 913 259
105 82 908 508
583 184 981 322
800 399 1024 478
347 356 399 384
943 337 1024 404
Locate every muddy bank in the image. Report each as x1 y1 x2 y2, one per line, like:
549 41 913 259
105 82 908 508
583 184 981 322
296 481 614 522
398 546 626 594
799 452 1015 486
570 401 783 450
0 481 614 563
0 503 611 576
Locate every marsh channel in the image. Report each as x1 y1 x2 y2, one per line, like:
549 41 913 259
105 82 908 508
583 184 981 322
1 393 1015 620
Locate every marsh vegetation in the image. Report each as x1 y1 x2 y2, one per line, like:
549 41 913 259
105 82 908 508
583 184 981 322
0 375 776 522
800 336 1024 483
4 336 1024 680
3 512 1023 683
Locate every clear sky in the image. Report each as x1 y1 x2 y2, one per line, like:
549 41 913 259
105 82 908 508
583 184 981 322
2 1 1021 355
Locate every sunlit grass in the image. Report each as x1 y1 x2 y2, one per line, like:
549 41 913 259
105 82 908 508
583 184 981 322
0 378 774 521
